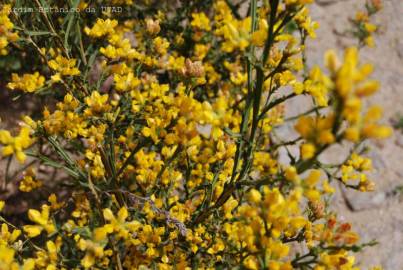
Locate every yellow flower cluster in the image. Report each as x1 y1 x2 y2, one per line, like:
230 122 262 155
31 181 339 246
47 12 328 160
7 72 45 93
84 18 118 38
224 187 305 269
0 5 18 56
341 153 375 191
294 47 391 161
0 127 34 163
48 55 80 82
352 0 382 48
0 245 35 270
85 18 140 60
295 7 319 38
214 1 252 52
23 205 56 238
19 167 43 192
325 48 392 141
294 66 331 106
295 114 335 159
191 12 211 31
43 93 88 139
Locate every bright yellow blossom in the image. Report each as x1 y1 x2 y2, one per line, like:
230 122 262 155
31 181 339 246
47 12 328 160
0 127 34 163
84 18 118 38
0 5 19 55
48 56 80 81
19 167 43 192
23 205 56 238
7 72 45 93
191 12 211 31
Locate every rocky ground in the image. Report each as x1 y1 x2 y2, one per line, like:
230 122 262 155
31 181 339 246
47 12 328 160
304 0 403 268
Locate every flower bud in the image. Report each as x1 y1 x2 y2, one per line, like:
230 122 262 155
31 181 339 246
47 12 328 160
146 19 161 35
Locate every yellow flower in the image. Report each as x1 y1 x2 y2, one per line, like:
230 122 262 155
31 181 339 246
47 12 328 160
251 19 268 47
230 72 247 86
207 239 225 255
344 127 360 142
300 66 331 106
244 256 259 270
300 143 316 160
0 1 393 268
0 223 21 245
48 194 64 210
114 72 141 92
84 91 110 114
305 170 321 187
370 266 383 270
23 205 56 238
323 48 392 141
194 44 210 60
361 124 392 139
364 23 377 33
84 18 118 38
322 180 335 194
0 5 19 55
145 18 161 35
7 72 45 93
48 56 80 80
78 226 113 269
191 12 211 31
85 150 106 178
153 36 170 55
355 80 379 97
294 115 335 146
0 245 19 270
285 166 300 184
295 7 319 38
247 189 262 204
324 50 339 73
19 167 43 192
214 3 251 52
0 127 34 163
365 35 375 47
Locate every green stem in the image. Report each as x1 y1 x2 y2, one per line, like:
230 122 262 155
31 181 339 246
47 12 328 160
230 0 258 182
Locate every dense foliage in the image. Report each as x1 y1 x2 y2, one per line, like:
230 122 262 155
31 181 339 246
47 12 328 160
0 0 389 269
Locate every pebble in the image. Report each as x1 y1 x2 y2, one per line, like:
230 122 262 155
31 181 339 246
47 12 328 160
344 188 386 211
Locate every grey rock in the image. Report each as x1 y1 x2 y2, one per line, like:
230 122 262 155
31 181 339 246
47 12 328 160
368 150 387 170
383 246 403 270
396 40 403 59
343 188 386 211
396 133 403 148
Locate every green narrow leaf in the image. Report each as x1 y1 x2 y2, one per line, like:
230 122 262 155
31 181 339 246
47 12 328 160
64 0 80 49
27 152 80 179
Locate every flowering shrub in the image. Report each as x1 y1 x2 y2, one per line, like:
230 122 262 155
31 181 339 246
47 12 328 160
0 0 391 269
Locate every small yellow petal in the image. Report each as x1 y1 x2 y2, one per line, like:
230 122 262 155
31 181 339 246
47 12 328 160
23 225 43 238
